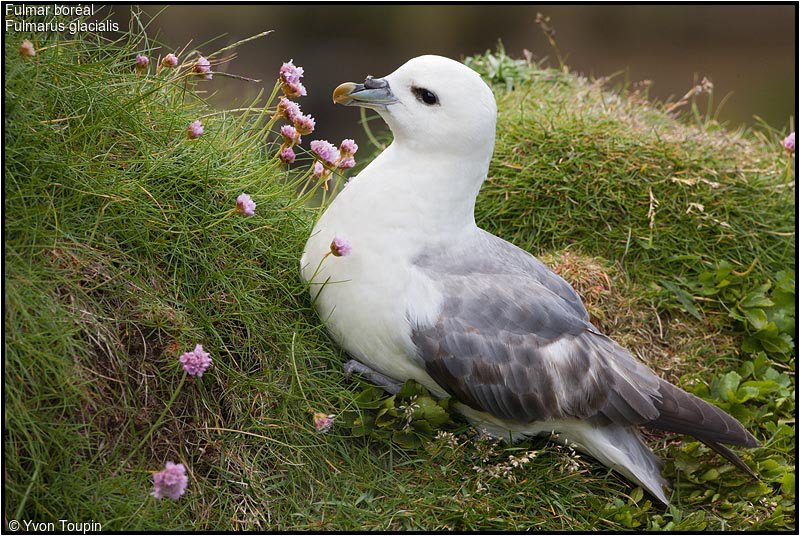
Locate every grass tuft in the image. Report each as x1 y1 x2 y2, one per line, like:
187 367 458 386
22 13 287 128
470 47 795 289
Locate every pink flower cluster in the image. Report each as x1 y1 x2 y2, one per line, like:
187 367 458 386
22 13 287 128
280 60 307 98
187 119 204 139
278 125 301 163
152 461 189 500
784 132 795 153
277 97 301 122
329 236 352 257
313 412 335 432
236 193 256 216
311 140 340 165
279 147 296 164
133 52 180 73
310 139 359 187
179 344 212 377
135 54 149 70
293 114 315 136
275 61 314 166
19 39 35 58
161 53 179 68
193 56 212 80
277 98 316 138
338 139 358 169
281 124 301 145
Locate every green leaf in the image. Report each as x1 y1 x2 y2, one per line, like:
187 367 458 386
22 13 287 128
637 238 656 250
735 385 761 403
752 330 794 356
700 468 720 481
661 280 702 320
375 408 398 427
397 380 426 399
738 360 755 379
392 430 422 449
354 386 386 409
743 308 769 330
769 309 794 335
411 420 434 434
781 472 795 495
758 458 786 480
740 379 780 396
718 260 733 273
774 270 795 290
739 290 774 309
763 367 792 388
413 396 449 426
716 371 741 402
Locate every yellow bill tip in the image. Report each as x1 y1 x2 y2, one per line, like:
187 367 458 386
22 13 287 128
332 82 358 105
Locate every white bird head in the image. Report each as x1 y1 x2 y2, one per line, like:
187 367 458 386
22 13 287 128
333 55 497 160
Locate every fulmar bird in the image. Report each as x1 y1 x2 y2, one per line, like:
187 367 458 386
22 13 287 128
300 55 758 504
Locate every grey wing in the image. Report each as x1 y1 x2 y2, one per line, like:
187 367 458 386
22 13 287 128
415 229 590 321
410 233 758 454
410 271 662 425
476 228 591 321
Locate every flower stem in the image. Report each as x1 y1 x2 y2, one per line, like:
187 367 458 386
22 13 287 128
360 107 385 150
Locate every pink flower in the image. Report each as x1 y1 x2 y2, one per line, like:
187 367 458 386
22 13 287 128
313 161 326 178
293 114 315 136
784 132 795 153
19 39 35 58
338 157 356 169
339 139 358 157
193 56 212 80
135 54 149 69
283 81 307 98
280 124 300 145
280 60 307 97
277 97 302 122
151 462 188 500
330 236 352 257
236 193 256 216
179 344 212 377
338 140 357 168
194 56 211 73
313 412 335 433
279 146 296 164
161 53 178 68
310 140 340 165
187 120 204 139
279 60 304 85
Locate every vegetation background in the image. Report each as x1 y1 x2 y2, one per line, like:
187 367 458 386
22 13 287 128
4 5 796 532
118 4 797 147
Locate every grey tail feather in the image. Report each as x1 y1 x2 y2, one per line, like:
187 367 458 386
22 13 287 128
560 422 670 505
699 440 759 480
648 379 759 448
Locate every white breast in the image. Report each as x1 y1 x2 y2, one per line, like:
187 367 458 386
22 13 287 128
300 172 446 395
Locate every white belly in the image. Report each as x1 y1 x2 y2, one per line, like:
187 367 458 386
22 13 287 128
300 202 446 396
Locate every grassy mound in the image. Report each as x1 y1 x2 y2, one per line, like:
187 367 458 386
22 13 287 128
4 25 795 531
4 28 348 528
468 51 794 287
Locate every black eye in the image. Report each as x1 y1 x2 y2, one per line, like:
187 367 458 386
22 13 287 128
413 87 439 105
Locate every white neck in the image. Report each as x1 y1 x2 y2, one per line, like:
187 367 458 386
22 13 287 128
341 140 491 239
